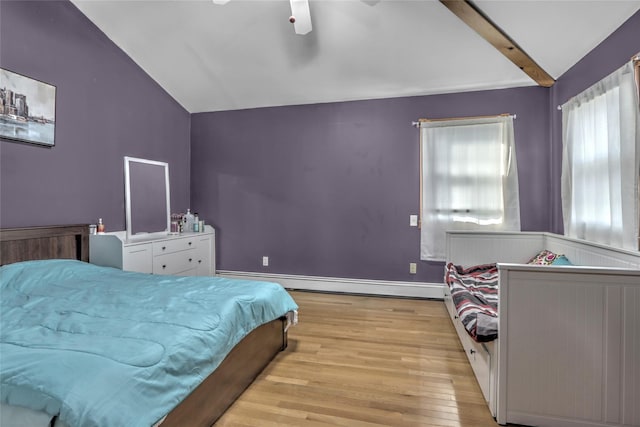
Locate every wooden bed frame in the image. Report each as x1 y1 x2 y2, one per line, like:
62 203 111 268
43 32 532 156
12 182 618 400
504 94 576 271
445 231 640 427
0 224 289 427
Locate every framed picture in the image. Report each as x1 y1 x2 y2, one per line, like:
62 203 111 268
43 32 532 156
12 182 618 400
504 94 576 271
0 68 56 147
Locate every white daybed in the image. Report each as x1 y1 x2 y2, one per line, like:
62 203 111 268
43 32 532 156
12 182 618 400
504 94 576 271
444 231 640 427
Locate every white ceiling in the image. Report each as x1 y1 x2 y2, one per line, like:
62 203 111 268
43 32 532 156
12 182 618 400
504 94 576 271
70 0 640 113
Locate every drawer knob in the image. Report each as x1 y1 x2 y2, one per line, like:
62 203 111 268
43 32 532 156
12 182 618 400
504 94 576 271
454 315 458 319
198 260 202 264
469 349 476 355
162 264 167 269
162 246 166 251
189 258 193 262
188 242 192 246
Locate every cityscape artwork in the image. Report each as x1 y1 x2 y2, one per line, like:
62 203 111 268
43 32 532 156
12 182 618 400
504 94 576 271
0 68 56 147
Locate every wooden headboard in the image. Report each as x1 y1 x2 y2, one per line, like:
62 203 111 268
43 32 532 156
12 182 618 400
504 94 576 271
0 224 89 266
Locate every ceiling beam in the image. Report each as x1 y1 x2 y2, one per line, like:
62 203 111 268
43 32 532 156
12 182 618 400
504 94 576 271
439 0 555 87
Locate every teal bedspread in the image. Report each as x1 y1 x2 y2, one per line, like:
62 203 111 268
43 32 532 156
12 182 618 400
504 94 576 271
0 260 298 427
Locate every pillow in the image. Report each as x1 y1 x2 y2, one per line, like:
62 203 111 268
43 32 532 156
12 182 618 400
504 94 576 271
552 255 573 265
527 249 558 265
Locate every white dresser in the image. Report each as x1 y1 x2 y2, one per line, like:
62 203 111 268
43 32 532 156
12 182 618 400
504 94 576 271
90 226 215 276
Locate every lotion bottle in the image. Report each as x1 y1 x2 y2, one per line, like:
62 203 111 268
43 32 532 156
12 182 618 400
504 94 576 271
97 218 105 234
184 209 195 233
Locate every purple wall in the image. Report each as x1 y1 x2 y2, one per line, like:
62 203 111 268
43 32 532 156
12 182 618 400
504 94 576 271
192 11 640 284
3 0 635 284
0 0 191 231
191 87 550 282
549 11 640 234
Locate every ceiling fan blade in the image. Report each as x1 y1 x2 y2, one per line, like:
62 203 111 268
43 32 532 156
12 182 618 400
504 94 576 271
290 0 312 35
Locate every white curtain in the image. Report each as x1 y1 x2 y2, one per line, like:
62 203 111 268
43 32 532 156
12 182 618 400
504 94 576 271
420 116 520 261
561 61 639 250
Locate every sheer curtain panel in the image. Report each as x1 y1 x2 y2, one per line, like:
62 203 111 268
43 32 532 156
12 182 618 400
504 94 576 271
561 61 639 250
420 116 520 261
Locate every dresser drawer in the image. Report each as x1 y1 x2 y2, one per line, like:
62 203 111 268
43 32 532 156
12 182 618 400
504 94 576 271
450 309 491 403
193 236 212 276
443 287 457 320
122 244 152 274
153 250 198 275
152 236 197 256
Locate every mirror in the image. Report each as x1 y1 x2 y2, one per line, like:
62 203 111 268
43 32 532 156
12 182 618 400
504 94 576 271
124 156 171 241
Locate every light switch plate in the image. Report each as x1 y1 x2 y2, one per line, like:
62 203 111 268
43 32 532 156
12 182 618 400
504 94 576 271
409 215 418 227
262 256 269 267
409 263 417 274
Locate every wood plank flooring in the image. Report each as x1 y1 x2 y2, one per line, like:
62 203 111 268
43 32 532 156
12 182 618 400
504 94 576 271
215 290 499 427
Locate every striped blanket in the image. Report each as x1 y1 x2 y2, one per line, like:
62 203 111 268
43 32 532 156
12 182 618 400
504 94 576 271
445 263 499 342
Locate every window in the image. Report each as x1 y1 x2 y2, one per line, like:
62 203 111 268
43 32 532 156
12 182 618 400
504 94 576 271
420 115 520 261
561 60 639 250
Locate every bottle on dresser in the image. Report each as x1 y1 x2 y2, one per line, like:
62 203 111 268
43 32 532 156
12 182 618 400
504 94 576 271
97 218 105 234
184 209 195 233
170 214 180 234
193 213 199 232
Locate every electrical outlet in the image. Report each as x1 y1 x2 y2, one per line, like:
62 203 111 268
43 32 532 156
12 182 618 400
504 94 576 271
409 215 418 227
262 256 269 267
409 262 417 274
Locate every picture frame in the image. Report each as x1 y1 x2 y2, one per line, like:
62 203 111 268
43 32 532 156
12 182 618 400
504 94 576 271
0 68 56 147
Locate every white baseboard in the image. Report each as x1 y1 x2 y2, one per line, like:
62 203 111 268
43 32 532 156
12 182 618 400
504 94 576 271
216 270 444 299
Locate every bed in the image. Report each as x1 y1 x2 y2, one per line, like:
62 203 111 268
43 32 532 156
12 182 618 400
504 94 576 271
444 231 640 427
0 224 298 427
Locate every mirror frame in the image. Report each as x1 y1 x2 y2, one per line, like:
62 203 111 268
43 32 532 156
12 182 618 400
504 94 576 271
124 156 171 241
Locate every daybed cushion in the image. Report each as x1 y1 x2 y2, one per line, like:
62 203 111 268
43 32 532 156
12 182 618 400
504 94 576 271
527 249 559 265
0 260 298 427
552 255 573 265
528 250 574 266
445 263 499 342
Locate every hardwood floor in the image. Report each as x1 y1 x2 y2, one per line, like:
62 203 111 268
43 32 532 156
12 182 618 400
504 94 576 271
215 290 499 427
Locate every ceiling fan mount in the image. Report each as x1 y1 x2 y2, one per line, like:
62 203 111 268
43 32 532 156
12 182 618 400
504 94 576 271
212 0 312 35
